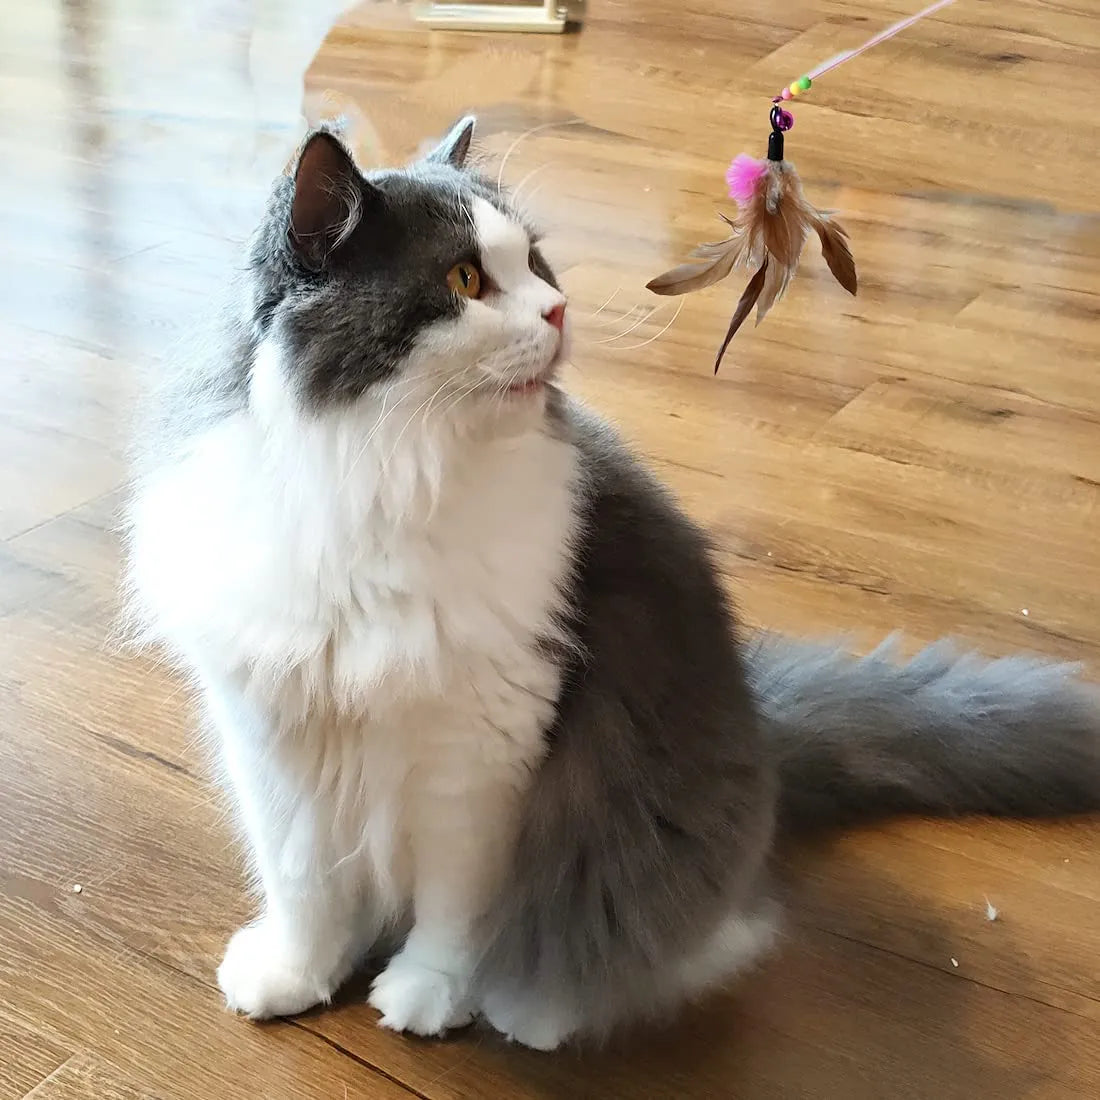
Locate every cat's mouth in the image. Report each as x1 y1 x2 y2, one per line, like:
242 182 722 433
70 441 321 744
505 340 565 397
506 377 546 397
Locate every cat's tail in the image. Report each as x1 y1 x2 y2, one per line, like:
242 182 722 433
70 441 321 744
745 635 1100 831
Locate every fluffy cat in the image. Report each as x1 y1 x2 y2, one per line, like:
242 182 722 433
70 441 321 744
125 118 1100 1050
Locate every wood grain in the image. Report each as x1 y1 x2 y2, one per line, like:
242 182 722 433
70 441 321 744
2 0 1098 1096
0 1020 70 1100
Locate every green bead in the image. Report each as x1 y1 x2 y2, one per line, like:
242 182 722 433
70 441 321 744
797 76 812 92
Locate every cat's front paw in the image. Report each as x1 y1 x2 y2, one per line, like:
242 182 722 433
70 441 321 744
217 921 333 1019
368 952 474 1037
481 990 579 1051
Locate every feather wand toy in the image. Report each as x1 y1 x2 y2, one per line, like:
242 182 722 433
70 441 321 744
647 0 956 371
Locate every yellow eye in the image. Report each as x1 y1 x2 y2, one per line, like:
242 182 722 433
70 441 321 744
446 262 482 298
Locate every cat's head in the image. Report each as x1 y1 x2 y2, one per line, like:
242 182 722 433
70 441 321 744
246 117 567 420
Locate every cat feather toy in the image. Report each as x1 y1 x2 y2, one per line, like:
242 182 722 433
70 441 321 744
647 0 955 371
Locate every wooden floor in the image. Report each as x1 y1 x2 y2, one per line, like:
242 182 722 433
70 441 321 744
3 0 1099 1096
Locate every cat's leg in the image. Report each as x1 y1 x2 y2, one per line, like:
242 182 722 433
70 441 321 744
673 901 781 1002
368 724 524 1036
203 675 374 1019
481 902 781 1050
480 989 584 1052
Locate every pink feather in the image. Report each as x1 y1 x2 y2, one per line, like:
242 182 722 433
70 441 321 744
726 154 767 204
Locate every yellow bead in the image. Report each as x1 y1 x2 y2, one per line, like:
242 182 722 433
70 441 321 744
788 84 801 97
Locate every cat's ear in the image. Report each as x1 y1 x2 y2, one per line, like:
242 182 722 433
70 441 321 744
424 116 476 169
288 130 370 271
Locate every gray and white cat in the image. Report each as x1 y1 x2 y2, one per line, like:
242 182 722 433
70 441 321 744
125 118 1100 1050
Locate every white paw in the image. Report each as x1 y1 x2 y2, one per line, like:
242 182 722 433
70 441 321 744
481 991 578 1051
217 921 332 1019
368 952 474 1037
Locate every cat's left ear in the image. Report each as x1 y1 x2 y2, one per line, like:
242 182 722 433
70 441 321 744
424 116 476 169
289 130 373 271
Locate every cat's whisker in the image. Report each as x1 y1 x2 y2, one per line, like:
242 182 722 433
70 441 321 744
582 286 622 322
511 162 553 207
500 358 530 391
452 181 478 239
583 303 644 333
605 299 685 352
594 307 658 345
421 371 479 431
522 181 553 209
431 375 490 434
495 117 584 190
337 371 448 492
378 392 444 474
338 393 396 492
418 375 453 422
380 374 470 471
490 375 521 413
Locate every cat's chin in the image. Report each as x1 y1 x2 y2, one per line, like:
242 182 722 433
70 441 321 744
503 344 565 401
475 379 550 438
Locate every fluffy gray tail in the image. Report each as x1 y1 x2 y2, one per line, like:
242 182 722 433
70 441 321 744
745 636 1100 831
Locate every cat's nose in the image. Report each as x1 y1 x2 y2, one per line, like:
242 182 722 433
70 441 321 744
543 303 566 331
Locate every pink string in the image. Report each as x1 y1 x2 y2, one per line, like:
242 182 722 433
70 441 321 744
776 0 956 99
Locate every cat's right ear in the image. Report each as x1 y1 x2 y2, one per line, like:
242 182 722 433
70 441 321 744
424 116 476 169
288 131 371 271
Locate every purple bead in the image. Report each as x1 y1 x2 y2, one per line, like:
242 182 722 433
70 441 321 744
774 108 795 132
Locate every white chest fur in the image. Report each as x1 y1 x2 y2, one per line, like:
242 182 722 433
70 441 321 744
127 345 579 916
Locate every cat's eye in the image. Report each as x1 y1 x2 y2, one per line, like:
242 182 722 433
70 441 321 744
446 262 482 299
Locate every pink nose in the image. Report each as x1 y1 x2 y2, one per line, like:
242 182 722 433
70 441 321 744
544 303 566 331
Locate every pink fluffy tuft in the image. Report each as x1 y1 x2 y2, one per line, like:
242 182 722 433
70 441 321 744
726 154 767 204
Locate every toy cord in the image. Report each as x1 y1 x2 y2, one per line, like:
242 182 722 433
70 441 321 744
774 0 957 103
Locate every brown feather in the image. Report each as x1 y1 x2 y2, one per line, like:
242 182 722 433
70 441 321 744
691 236 739 262
691 213 739 260
815 217 858 295
758 162 807 271
714 258 768 373
646 239 741 295
746 162 808 320
755 257 787 326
